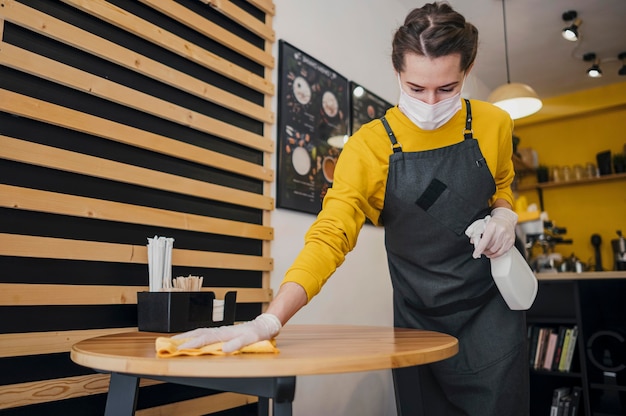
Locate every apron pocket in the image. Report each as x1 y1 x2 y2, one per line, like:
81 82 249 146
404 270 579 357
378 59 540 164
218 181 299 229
415 177 487 235
404 284 498 317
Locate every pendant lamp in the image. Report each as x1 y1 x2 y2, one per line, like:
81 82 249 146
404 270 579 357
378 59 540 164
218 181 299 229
488 0 542 120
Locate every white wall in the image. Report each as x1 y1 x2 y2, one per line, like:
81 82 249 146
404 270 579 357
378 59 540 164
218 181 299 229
270 2 403 415
269 2 487 414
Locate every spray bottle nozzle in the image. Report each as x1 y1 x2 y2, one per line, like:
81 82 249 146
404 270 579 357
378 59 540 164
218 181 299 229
465 216 491 259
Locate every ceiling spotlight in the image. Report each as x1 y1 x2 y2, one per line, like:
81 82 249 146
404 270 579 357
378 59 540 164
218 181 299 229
562 10 582 42
583 53 602 78
619 52 626 76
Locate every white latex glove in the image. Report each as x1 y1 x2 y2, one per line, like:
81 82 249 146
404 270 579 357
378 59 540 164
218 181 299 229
472 207 518 259
171 313 282 353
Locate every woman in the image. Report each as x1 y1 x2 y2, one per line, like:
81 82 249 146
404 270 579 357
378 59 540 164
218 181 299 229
175 2 529 414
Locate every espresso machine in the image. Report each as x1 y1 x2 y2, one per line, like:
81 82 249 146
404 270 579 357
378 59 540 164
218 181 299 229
517 218 574 273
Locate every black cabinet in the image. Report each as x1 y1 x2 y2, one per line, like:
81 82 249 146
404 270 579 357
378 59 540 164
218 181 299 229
527 276 626 415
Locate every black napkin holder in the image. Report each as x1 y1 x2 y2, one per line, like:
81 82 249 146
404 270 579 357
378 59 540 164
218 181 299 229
137 291 236 333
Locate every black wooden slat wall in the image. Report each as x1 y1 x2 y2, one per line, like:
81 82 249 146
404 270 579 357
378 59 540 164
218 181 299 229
0 0 275 414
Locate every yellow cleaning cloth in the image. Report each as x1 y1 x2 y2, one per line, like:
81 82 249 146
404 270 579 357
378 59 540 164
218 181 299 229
156 336 279 357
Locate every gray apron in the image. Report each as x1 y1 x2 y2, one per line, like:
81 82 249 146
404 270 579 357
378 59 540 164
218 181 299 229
381 100 529 416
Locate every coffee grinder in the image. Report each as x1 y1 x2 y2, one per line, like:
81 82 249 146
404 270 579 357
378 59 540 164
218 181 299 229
612 230 626 271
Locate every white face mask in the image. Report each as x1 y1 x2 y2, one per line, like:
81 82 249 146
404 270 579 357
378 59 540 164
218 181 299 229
398 78 463 130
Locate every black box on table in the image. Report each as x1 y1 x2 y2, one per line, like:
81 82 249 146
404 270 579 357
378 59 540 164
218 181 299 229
137 291 236 333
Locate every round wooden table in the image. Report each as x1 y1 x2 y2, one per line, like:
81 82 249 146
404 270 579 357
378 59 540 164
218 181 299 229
71 325 458 416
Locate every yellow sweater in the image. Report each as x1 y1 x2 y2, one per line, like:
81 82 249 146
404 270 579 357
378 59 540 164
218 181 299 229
282 100 515 301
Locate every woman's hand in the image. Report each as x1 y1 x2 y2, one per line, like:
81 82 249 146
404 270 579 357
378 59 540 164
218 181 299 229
473 207 518 258
172 313 282 353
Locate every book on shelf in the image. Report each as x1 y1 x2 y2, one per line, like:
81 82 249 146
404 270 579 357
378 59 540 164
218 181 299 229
562 326 578 372
528 325 540 368
533 328 549 370
569 386 582 416
550 386 570 416
551 326 569 371
558 327 573 371
543 331 559 370
558 395 572 416
542 331 558 370
551 386 582 416
558 326 578 372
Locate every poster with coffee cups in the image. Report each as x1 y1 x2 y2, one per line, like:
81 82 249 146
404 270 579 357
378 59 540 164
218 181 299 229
349 81 393 135
277 40 348 214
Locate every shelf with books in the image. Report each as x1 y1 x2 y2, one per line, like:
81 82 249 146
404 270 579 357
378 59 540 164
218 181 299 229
528 277 626 416
550 386 583 416
529 374 584 416
528 324 580 375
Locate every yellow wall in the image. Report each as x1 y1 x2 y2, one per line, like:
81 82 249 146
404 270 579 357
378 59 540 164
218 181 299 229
513 82 626 270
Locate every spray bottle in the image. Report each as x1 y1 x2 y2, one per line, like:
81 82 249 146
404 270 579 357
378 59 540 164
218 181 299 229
465 216 538 310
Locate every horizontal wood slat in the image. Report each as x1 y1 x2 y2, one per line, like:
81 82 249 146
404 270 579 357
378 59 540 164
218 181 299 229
0 135 274 211
0 283 272 307
0 0 274 123
0 234 274 271
0 85 273 158
200 0 275 42
0 88 272 176
136 392 258 416
138 0 274 68
246 0 276 16
0 0 274 413
0 328 136 358
0 374 160 410
58 0 274 95
0 372 254 413
0 43 276 156
0 185 274 241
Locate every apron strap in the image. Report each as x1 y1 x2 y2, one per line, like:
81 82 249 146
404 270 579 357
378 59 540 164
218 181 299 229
381 116 403 153
383 100 474 150
463 98 474 140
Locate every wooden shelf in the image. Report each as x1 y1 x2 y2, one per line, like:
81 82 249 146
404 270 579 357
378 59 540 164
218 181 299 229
512 154 535 174
531 369 582 378
516 172 626 192
536 271 626 281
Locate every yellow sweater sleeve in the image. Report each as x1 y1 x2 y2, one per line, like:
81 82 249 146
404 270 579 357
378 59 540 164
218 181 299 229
282 101 515 301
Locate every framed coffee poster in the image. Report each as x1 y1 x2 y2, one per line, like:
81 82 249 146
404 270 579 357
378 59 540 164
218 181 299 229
349 81 394 135
276 40 349 214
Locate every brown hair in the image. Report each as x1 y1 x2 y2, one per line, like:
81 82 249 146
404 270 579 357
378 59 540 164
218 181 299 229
392 2 478 73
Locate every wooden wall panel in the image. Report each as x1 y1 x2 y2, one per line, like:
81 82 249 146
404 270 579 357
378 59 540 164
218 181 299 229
0 0 275 414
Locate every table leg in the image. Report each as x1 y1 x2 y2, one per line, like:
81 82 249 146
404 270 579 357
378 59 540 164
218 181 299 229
271 376 294 416
105 372 139 416
257 397 269 416
393 366 426 416
273 400 293 416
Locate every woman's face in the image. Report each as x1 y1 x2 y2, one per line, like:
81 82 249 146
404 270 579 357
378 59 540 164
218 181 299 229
398 52 468 105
